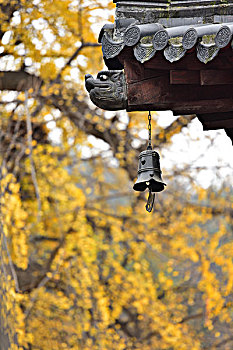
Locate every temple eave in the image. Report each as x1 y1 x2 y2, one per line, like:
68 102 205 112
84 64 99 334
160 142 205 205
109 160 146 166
85 0 233 143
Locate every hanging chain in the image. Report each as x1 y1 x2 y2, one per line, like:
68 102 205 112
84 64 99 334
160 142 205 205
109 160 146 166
146 110 155 212
148 111 152 149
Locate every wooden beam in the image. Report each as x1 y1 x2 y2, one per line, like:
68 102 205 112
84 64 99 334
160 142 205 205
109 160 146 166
202 119 233 129
225 128 233 143
128 76 233 104
127 76 164 105
167 99 233 115
124 59 145 82
124 59 168 83
200 70 233 85
127 99 233 115
170 70 200 84
170 69 233 85
143 48 233 71
197 112 233 129
171 100 233 115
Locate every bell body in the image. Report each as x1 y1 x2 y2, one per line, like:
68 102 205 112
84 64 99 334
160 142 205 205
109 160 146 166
133 149 166 192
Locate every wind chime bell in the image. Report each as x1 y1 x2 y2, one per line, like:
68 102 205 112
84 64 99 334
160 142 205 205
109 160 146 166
133 112 166 212
133 148 165 193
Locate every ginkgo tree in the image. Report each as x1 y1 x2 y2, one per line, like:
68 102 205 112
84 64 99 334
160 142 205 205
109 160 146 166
0 1 233 350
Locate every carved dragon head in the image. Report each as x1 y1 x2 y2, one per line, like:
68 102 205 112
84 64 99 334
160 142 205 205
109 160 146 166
85 70 127 111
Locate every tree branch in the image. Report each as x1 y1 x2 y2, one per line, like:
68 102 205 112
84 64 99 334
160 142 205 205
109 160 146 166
203 336 233 349
179 312 203 324
56 42 100 79
0 71 42 91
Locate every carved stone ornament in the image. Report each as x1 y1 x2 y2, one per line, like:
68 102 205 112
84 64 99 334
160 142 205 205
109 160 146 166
215 26 232 48
164 43 186 63
134 43 156 63
101 33 125 59
152 29 169 50
124 26 141 46
182 28 198 49
85 70 127 111
196 42 220 63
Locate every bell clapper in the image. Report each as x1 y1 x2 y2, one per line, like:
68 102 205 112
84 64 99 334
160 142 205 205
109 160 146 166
145 187 155 213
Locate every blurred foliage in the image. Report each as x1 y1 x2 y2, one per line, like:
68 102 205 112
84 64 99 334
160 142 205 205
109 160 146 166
0 1 233 350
